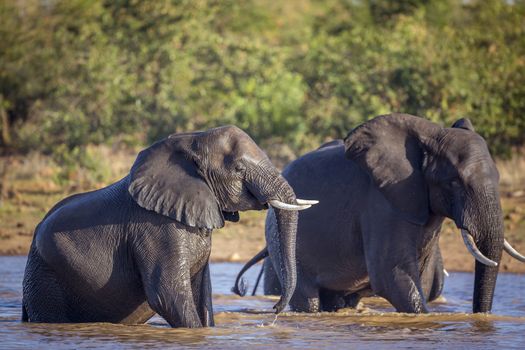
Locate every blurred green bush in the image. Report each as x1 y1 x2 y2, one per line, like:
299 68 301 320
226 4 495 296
1 0 523 161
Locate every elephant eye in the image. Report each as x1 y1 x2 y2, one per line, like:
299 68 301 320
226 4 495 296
234 163 246 173
441 178 461 190
449 179 461 188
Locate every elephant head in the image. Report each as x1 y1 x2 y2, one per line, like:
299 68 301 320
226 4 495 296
128 125 315 313
345 113 524 313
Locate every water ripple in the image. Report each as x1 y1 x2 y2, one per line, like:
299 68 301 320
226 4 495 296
0 257 524 349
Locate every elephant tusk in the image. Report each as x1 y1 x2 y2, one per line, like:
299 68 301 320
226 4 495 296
503 239 525 262
295 199 319 205
268 200 311 211
460 230 498 267
443 269 449 277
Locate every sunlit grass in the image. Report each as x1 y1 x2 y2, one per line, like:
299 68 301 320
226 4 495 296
497 151 525 192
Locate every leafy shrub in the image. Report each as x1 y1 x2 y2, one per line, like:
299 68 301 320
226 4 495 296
0 0 523 163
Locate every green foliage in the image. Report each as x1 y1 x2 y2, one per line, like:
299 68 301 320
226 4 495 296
0 0 524 161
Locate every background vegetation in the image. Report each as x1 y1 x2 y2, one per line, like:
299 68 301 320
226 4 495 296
0 0 524 271
1 0 524 165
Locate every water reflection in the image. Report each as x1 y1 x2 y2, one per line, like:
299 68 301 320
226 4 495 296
0 257 524 349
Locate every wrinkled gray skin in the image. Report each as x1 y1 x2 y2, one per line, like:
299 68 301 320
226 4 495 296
22 126 299 327
235 114 507 313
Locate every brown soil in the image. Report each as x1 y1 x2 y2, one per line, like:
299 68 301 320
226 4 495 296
1 153 524 273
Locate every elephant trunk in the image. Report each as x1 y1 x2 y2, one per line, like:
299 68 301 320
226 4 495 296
246 161 300 313
472 217 504 313
461 190 504 313
266 206 298 313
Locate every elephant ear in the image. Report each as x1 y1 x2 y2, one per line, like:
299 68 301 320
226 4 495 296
451 118 475 132
344 114 440 225
128 135 224 230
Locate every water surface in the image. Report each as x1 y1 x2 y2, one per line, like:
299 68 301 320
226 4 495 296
1 256 524 349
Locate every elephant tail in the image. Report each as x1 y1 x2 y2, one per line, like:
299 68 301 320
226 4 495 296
232 247 269 297
251 261 265 296
22 303 28 322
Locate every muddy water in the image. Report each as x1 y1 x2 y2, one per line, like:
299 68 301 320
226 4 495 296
0 257 524 349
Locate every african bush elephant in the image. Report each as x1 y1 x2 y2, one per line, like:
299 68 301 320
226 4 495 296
22 125 317 327
234 114 524 313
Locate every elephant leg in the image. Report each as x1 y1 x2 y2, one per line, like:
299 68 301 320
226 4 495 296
142 266 201 328
343 293 363 308
320 290 370 311
364 219 428 313
319 289 346 312
135 229 204 328
263 258 282 296
148 282 201 327
420 244 444 303
428 262 444 302
191 262 214 327
289 271 320 313
22 249 70 323
371 265 427 313
290 287 320 313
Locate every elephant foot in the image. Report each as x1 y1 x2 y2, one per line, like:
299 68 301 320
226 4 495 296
289 285 320 313
343 293 362 309
319 289 347 312
318 290 368 312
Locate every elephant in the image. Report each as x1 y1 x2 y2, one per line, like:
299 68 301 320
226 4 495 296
234 114 525 313
22 125 317 327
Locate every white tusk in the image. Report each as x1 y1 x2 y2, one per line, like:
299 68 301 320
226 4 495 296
443 269 449 277
460 230 498 267
504 239 525 262
268 200 311 211
295 199 319 205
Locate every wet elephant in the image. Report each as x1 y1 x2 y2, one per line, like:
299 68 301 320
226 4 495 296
22 126 317 327
234 114 524 313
